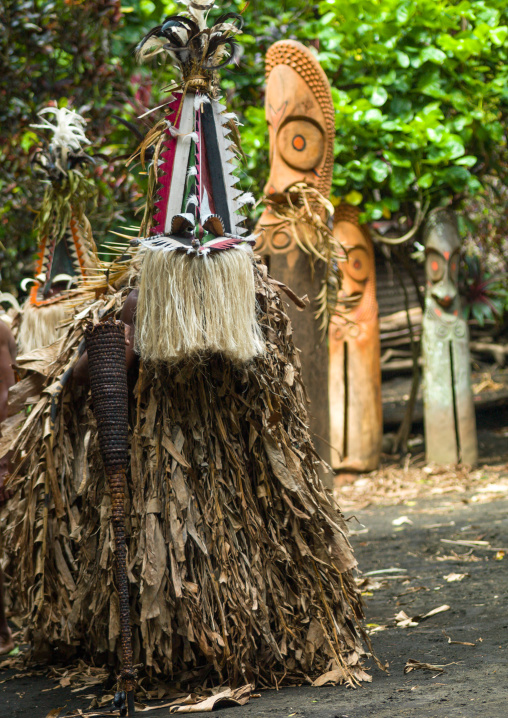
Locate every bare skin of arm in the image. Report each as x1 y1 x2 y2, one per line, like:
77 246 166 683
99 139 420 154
0 320 16 655
73 289 139 385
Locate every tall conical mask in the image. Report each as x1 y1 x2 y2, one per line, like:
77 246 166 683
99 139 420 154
133 1 263 363
18 106 98 354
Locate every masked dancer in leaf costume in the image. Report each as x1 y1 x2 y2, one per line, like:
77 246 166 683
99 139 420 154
17 106 99 354
1 1 372 690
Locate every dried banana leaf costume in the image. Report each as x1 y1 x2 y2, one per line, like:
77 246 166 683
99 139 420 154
18 107 99 354
1 2 370 689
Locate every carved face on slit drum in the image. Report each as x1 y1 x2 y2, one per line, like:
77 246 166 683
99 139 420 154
421 210 478 466
263 42 334 200
424 211 461 314
255 40 335 256
329 206 382 474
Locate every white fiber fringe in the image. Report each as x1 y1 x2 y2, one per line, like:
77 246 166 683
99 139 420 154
135 247 264 363
18 301 67 354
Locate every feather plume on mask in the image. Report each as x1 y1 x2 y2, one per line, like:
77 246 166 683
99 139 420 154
32 107 90 153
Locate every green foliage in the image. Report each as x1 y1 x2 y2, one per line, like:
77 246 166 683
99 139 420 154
313 0 508 223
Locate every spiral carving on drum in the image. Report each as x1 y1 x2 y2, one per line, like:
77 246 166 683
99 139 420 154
454 322 466 338
435 323 450 339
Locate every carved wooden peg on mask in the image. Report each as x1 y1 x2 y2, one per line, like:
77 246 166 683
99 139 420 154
422 210 477 465
329 205 382 476
255 40 335 468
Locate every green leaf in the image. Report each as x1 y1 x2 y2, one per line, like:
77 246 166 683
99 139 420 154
363 109 384 123
472 303 490 326
370 86 388 106
396 3 413 24
370 159 390 183
455 156 477 167
417 173 434 189
420 47 447 64
389 167 415 195
383 150 411 168
442 166 471 192
490 26 508 45
396 51 410 68
20 131 38 152
418 68 443 96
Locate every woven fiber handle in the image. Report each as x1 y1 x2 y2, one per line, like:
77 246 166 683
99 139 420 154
85 320 135 714
85 320 129 470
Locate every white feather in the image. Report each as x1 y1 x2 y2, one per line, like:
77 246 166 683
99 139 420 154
31 107 90 152
177 0 215 30
194 93 211 110
169 126 199 143
223 112 240 123
236 192 256 207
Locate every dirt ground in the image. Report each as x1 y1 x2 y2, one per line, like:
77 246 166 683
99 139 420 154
2 411 508 717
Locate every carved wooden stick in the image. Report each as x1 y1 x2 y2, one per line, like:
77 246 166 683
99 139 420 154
85 320 135 717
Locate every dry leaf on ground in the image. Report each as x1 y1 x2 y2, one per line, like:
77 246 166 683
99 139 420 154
442 631 476 647
169 685 256 713
403 659 446 675
392 515 413 526
435 551 481 563
395 605 450 628
420 605 450 619
443 573 469 582
441 539 508 552
395 611 418 628
366 624 388 634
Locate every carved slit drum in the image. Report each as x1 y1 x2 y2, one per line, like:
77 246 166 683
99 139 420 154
421 210 478 466
329 205 382 473
85 321 135 715
254 39 339 467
